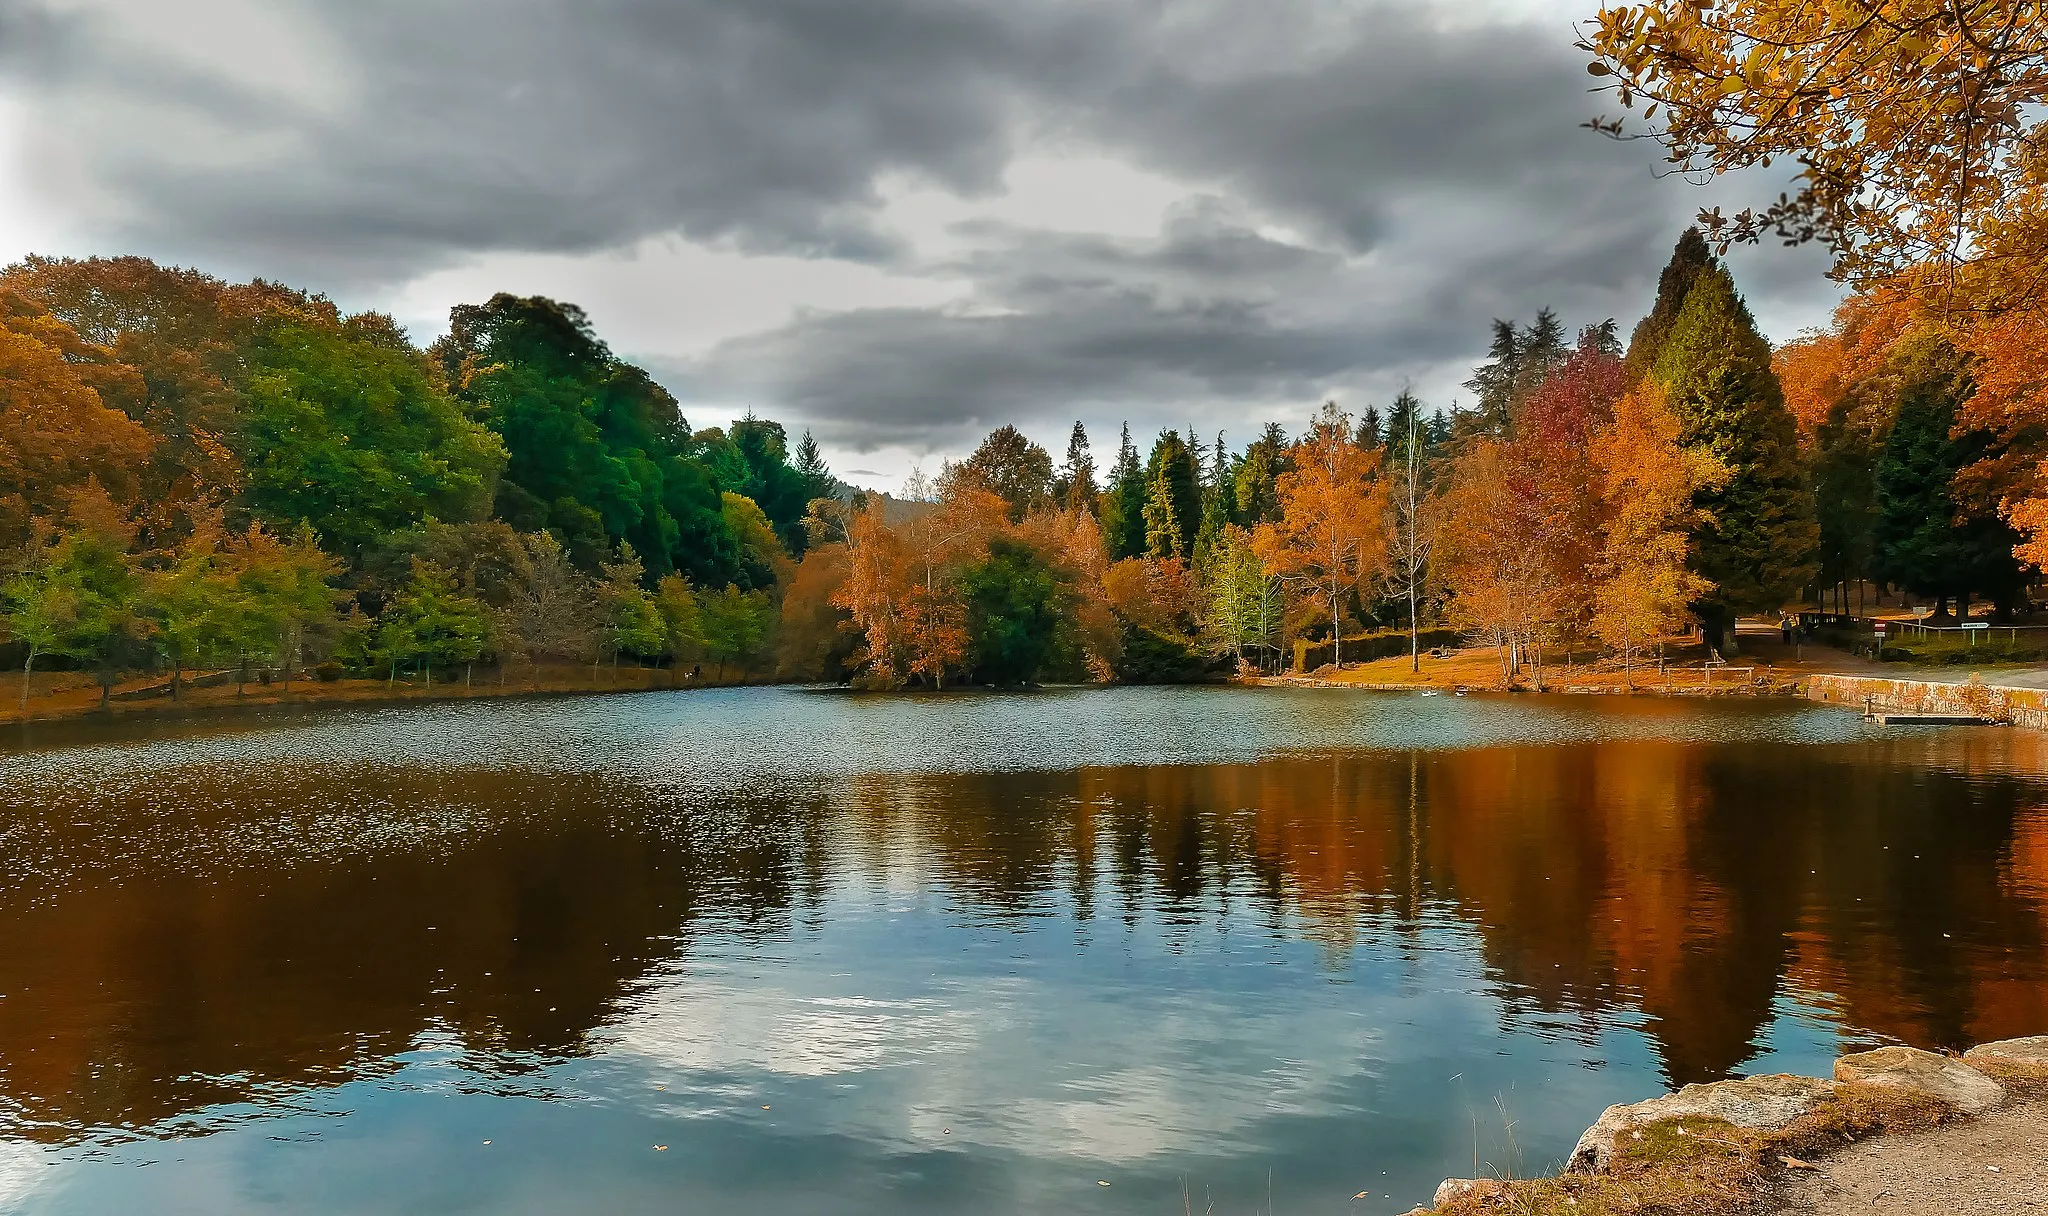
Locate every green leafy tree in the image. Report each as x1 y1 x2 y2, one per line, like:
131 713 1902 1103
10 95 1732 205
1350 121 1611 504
436 294 742 586
961 425 1055 521
1651 260 1819 648
145 521 238 700
728 414 815 557
655 573 704 675
696 583 774 680
3 509 148 709
244 316 506 559
376 558 493 687
596 544 665 674
1203 524 1281 667
2 533 84 708
232 522 346 690
960 538 1075 685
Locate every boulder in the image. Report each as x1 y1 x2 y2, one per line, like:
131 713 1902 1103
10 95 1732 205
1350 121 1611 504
1567 1074 1839 1173
1833 1046 2004 1115
1431 1177 1501 1208
1962 1036 2048 1070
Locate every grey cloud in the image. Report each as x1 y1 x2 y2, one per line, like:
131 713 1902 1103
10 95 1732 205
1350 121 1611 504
2 0 1131 281
1 0 1840 454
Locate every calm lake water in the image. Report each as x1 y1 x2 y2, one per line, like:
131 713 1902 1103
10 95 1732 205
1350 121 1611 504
1 686 2045 1215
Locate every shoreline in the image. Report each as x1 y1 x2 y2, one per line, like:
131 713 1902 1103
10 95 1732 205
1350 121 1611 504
0 664 764 732
1413 1036 2048 1216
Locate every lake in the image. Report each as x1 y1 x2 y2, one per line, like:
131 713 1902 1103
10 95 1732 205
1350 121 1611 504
1 686 2044 1215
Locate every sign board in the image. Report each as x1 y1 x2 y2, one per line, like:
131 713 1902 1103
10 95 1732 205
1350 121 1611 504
1874 622 1888 633
1961 622 1989 630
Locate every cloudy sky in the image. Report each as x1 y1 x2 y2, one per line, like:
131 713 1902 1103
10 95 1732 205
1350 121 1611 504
0 0 1841 488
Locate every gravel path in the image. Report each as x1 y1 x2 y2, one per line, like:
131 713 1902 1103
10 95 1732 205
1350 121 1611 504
1774 1103 2046 1214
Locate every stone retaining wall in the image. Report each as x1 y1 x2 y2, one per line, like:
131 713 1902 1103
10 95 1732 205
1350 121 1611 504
1803 673 2048 730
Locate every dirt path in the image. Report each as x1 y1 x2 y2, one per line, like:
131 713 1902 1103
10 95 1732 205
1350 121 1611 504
1773 1103 2046 1214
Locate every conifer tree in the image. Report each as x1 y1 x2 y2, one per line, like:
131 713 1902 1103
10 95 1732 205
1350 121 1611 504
1651 262 1819 648
1143 469 1183 559
1104 423 1147 560
1059 421 1097 516
1873 337 2025 617
1356 406 1384 449
1143 430 1202 560
1464 319 1523 435
1193 431 1233 564
1626 229 1715 379
1516 308 1569 401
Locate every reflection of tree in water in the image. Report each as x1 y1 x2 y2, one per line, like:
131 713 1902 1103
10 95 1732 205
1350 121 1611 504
835 740 2048 1088
3 732 2045 1143
0 767 825 1145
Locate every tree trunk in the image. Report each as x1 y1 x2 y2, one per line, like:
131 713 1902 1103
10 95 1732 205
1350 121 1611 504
388 657 397 689
1331 588 1342 670
466 662 473 689
20 650 33 709
171 662 183 702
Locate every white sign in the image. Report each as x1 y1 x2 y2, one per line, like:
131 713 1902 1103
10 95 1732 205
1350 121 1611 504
1961 622 1989 630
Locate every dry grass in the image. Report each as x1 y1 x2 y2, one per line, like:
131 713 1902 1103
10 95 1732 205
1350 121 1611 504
1429 1083 1955 1216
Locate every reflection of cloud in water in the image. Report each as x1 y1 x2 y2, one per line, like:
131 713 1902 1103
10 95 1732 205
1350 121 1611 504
611 983 990 1078
0 1139 53 1211
606 966 1419 1164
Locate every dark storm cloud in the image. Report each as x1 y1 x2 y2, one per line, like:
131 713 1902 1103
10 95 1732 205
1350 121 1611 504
0 0 1840 453
1 0 1124 278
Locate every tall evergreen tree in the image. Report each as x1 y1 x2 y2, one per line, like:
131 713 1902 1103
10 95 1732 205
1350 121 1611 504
1627 229 1715 379
1384 390 1424 470
1873 337 2026 617
1464 319 1522 435
1194 430 1234 564
1813 394 1881 613
1356 405 1384 449
793 429 834 504
1516 308 1569 401
1144 430 1202 560
1142 472 1183 560
1651 263 1819 647
1104 423 1148 560
1059 421 1097 515
1233 422 1289 526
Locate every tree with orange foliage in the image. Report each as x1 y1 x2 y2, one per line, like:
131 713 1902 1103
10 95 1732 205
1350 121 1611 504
1252 403 1388 669
1580 2 2048 310
0 301 154 548
1436 440 1553 682
832 473 1006 689
1589 381 1728 681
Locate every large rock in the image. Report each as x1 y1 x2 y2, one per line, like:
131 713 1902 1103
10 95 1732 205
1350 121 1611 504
1431 1178 1501 1208
1833 1046 2005 1115
1962 1036 2048 1069
1567 1074 1838 1173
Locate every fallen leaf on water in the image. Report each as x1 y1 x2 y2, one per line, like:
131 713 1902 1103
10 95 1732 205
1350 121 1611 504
1098 1181 1109 1187
1353 1193 1369 1200
653 1145 668 1152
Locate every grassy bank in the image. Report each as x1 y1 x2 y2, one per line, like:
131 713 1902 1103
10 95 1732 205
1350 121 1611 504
0 661 757 727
